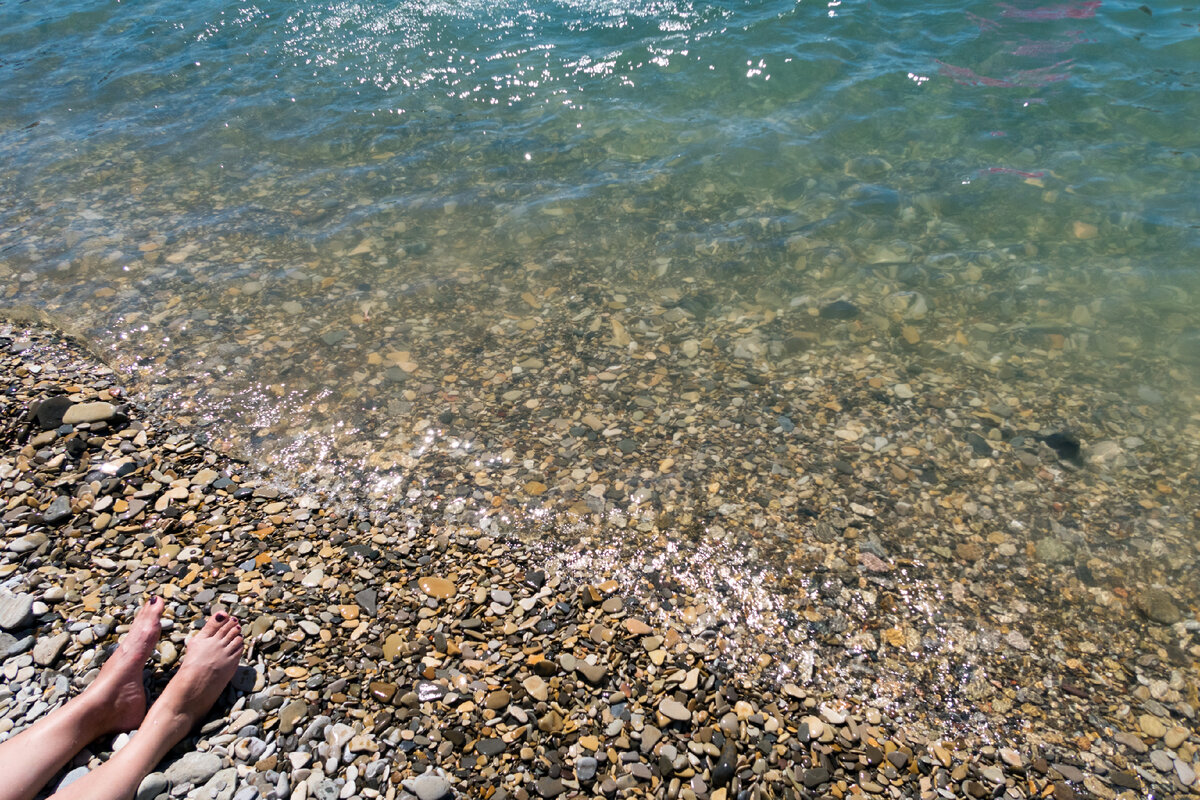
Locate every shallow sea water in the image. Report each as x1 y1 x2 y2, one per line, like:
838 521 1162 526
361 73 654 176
2 0 1200 732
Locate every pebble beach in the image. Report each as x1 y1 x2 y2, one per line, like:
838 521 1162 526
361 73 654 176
3 1 1200 798
2 320 1198 800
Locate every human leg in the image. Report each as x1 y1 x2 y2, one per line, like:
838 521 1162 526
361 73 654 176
0 597 164 800
46 612 243 800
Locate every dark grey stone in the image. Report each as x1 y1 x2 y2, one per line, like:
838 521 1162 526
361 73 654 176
476 738 506 757
711 740 737 787
34 397 74 430
43 496 72 525
354 588 378 616
819 300 859 320
803 767 830 788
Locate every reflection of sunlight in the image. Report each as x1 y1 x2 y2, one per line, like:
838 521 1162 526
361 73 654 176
4 0 1197 755
183 0 733 107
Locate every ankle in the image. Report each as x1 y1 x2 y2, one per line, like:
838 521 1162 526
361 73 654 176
69 690 118 740
140 700 195 745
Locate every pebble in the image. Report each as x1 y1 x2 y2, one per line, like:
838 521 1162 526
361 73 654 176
1163 726 1188 749
522 675 548 702
1113 731 1148 753
157 640 178 667
1139 714 1167 739
1149 750 1173 772
6 533 47 554
32 632 68 666
62 401 116 424
326 723 354 750
576 662 607 684
536 777 563 797
981 765 1004 784
163 751 223 786
56 766 90 791
1005 630 1031 651
0 632 19 659
402 772 451 800
819 299 859 319
204 768 239 799
1135 588 1182 624
417 577 456 599
381 633 404 661
0 594 34 631
32 396 74 429
279 700 308 734
354 589 377 616
819 703 847 725
659 698 691 722
575 757 598 783
711 740 737 787
369 681 397 703
42 496 72 525
476 738 505 756
136 773 169 800
1 323 1196 800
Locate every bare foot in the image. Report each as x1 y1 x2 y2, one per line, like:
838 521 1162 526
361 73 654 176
152 612 243 729
82 597 165 734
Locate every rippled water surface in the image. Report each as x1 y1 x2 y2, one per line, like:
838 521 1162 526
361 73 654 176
3 0 1200 682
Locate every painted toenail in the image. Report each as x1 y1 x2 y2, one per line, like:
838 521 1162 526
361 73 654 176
215 612 227 622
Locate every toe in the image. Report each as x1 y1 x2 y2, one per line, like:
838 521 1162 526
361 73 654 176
133 597 164 627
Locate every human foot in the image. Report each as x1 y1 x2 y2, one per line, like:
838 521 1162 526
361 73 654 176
82 597 165 734
149 612 243 732
34 615 242 800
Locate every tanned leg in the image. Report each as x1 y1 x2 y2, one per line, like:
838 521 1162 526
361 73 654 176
47 612 243 800
0 597 164 800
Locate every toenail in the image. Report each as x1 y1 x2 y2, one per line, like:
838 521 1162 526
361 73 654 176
215 612 228 622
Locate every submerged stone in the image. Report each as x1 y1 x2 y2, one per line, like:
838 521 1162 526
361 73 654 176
819 300 859 320
1135 589 1181 625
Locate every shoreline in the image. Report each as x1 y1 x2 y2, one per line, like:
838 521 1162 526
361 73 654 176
1 321 1197 799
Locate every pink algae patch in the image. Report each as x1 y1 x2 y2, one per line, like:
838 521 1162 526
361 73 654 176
981 167 1046 178
997 1 1100 21
935 60 1014 87
1011 31 1091 56
935 59 1074 88
966 11 1003 31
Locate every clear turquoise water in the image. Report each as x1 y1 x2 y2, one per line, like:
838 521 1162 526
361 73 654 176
2 0 1195 273
1 0 1198 521
4 0 1200 709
